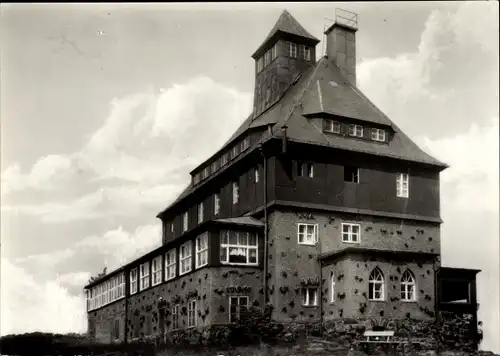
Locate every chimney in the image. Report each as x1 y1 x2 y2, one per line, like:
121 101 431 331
324 9 358 85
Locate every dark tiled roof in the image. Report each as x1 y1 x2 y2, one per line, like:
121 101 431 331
215 216 265 227
159 56 447 218
252 10 320 58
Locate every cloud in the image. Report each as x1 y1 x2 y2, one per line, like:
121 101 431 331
0 258 87 336
1 76 253 222
357 2 499 140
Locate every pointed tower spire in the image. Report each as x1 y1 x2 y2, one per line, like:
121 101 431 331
251 10 320 116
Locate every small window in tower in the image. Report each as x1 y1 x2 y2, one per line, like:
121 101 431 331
257 57 263 73
344 166 359 183
348 124 363 137
286 42 297 58
298 162 314 178
299 45 311 61
271 43 277 60
324 119 341 134
264 50 271 67
371 128 386 142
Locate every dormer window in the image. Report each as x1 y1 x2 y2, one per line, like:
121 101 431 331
325 119 341 134
193 173 200 185
371 128 386 142
299 45 311 60
231 145 239 159
241 137 250 151
203 166 210 179
211 161 219 173
285 42 297 58
348 124 363 138
221 153 228 166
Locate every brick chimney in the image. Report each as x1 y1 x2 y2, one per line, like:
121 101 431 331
324 9 358 85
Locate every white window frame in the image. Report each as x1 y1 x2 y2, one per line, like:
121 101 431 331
297 223 318 245
179 241 192 275
371 128 386 142
264 49 271 67
254 167 260 183
286 42 297 58
325 119 341 134
229 296 249 323
257 57 263 73
304 46 311 60
172 304 179 330
195 233 208 268
341 223 361 243
271 43 277 60
345 166 359 183
397 173 409 198
348 124 363 137
401 270 417 302
298 162 314 178
369 268 385 301
214 193 220 216
170 221 174 233
241 137 250 151
232 181 239 204
188 299 197 328
221 153 228 166
139 262 150 291
182 211 188 232
331 273 336 303
152 256 162 286
301 287 318 306
197 202 204 224
165 249 176 281
220 230 258 266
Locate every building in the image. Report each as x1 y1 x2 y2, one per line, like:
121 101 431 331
84 9 478 346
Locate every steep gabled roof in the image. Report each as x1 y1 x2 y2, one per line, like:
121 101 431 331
252 10 320 58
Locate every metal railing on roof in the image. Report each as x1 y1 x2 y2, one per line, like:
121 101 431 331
335 8 358 30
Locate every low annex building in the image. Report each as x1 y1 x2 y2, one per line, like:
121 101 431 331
84 9 480 348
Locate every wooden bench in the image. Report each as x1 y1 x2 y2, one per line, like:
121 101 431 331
363 330 395 343
357 330 428 355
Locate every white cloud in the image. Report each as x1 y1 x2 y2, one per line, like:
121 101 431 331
0 258 87 336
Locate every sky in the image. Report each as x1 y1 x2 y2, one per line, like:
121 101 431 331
0 2 498 352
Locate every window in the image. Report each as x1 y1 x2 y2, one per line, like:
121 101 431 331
397 173 409 198
231 145 239 159
325 119 341 134
172 304 179 330
165 249 176 281
195 233 208 268
188 299 197 328
204 166 210 179
254 167 260 183
286 42 297 58
301 287 318 306
298 162 314 178
139 263 150 291
180 241 192 275
214 193 220 215
182 212 188 232
211 161 219 174
229 296 249 323
232 181 239 204
348 124 363 137
241 137 250 151
220 230 258 265
152 256 162 286
271 43 277 60
264 49 271 67
265 87 271 103
297 223 318 245
369 268 385 301
257 57 263 73
197 202 204 224
371 128 386 142
221 153 228 166
341 223 360 243
113 319 120 340
401 270 416 302
170 222 174 233
299 45 310 60
331 272 336 303
193 173 200 184
344 166 359 183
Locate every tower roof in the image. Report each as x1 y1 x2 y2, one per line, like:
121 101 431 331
252 10 320 58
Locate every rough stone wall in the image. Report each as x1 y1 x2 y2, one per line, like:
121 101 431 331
210 266 264 324
87 300 126 343
267 209 439 321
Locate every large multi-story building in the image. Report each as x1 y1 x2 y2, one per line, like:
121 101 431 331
84 9 458 345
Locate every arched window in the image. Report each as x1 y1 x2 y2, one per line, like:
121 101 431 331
401 269 416 301
331 272 335 303
369 267 385 301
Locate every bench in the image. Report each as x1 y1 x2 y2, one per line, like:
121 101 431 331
357 330 428 355
363 330 395 343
